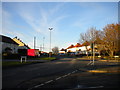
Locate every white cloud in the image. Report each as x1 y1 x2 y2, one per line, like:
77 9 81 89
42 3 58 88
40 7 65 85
16 3 67 37
15 3 68 48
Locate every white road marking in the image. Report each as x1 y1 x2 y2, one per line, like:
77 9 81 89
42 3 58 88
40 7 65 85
45 80 53 84
67 73 71 75
72 71 76 73
55 77 62 80
89 86 104 88
62 74 68 78
28 69 79 89
75 70 78 72
34 83 44 88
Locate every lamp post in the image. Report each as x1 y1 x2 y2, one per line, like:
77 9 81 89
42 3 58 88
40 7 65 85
34 36 36 49
43 37 45 52
87 31 95 65
92 41 95 65
49 27 53 57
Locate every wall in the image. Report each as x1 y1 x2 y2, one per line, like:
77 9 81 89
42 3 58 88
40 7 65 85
1 42 18 54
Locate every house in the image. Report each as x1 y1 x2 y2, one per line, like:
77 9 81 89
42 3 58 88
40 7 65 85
13 37 30 49
66 42 92 55
0 35 19 54
66 41 100 55
66 42 90 52
67 44 76 52
59 48 66 54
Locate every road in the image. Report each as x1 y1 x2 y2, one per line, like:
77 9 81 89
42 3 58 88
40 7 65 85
2 58 120 89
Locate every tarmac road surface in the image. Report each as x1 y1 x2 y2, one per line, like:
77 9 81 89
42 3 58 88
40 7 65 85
2 58 120 89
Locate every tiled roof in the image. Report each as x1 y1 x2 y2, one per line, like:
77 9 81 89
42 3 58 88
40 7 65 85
1 35 18 45
67 44 75 49
60 48 66 51
74 43 82 47
13 37 30 49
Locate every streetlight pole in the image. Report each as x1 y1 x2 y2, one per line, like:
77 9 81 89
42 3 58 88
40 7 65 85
43 37 45 52
34 36 36 49
92 41 95 65
49 27 53 57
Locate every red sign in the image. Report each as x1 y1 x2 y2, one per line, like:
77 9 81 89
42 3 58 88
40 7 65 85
27 49 35 56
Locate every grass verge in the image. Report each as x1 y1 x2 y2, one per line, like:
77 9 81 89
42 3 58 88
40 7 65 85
2 61 41 68
28 57 56 61
2 57 57 68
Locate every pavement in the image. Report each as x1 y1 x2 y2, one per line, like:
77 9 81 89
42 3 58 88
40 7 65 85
2 57 120 89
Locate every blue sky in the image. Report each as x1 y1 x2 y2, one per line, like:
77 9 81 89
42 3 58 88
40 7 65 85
2 2 118 52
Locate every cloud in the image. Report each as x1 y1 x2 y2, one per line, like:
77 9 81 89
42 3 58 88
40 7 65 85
2 9 33 47
2 3 68 50
16 3 68 38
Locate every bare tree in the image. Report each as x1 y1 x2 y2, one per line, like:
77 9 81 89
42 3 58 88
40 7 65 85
79 27 98 56
52 46 59 55
103 23 120 57
94 30 104 56
79 33 89 56
79 33 88 44
87 27 97 43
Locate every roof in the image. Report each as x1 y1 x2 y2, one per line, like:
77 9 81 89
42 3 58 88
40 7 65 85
13 37 30 49
67 44 75 49
60 48 66 51
74 43 82 47
1 35 19 45
24 44 31 49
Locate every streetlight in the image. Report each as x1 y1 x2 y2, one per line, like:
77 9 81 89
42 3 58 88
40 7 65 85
92 41 95 65
34 36 36 49
49 27 53 57
87 31 95 65
87 41 95 65
43 37 45 52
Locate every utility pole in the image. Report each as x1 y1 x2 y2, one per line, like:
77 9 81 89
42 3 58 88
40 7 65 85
43 37 45 52
49 27 53 57
40 44 42 51
34 36 36 49
92 41 95 65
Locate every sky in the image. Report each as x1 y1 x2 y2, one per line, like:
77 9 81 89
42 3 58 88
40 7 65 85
2 1 118 52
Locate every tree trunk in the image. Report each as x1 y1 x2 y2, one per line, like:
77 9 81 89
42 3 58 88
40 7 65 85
99 51 101 56
110 51 114 57
85 46 88 57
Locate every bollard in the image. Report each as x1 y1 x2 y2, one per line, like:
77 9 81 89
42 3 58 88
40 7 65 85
21 56 27 63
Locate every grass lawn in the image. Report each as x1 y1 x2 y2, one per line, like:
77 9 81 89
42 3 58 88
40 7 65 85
28 57 56 60
2 61 40 67
2 57 57 68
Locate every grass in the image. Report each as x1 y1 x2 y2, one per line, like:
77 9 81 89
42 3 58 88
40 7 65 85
28 57 56 60
39 57 56 60
2 61 40 67
2 57 57 68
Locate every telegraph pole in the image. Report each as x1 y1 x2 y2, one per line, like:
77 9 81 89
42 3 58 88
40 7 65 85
92 41 95 65
43 37 45 52
34 36 36 49
49 27 53 57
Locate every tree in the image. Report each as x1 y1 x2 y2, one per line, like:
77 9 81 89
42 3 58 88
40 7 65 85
94 30 104 56
52 46 59 55
103 23 120 57
79 24 120 57
79 27 97 56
